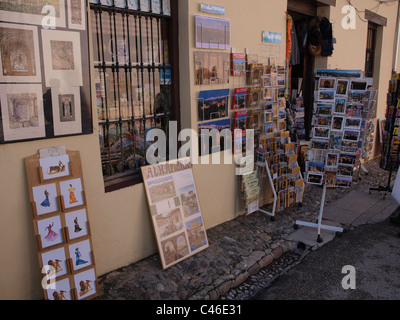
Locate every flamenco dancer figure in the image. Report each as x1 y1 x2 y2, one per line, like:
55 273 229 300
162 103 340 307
68 184 78 204
74 217 82 233
75 248 88 266
44 222 59 242
41 190 51 208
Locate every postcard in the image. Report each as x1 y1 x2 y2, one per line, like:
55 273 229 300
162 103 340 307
232 87 247 109
342 129 360 142
73 268 97 300
345 103 362 117
36 215 64 249
46 278 72 300
40 154 70 181
339 153 357 165
336 175 353 188
334 98 347 114
198 89 229 122
307 172 324 185
313 127 330 140
231 53 246 76
336 79 349 96
331 116 344 131
350 80 368 91
59 178 85 210
40 247 68 278
69 239 93 271
318 90 335 103
319 78 336 90
195 15 231 50
194 51 230 85
315 103 333 115
65 208 89 241
326 152 339 169
344 117 362 130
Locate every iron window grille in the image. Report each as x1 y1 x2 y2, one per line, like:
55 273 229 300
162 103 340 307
89 0 179 192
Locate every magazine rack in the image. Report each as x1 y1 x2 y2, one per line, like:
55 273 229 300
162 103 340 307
25 149 98 300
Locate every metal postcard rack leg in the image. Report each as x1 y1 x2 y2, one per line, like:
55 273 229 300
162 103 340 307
257 161 277 218
295 184 343 243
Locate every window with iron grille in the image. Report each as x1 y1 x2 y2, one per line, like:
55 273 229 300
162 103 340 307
89 0 179 192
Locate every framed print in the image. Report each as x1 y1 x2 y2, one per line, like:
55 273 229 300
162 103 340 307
319 78 336 90
51 86 82 136
32 183 59 216
336 79 349 96
41 29 83 87
40 246 68 278
141 158 209 270
0 23 42 83
59 178 84 210
344 117 362 130
39 154 70 181
318 90 335 103
73 267 98 300
195 15 230 50
0 84 46 142
67 0 86 30
331 116 344 131
65 209 89 241
307 172 324 185
334 98 346 114
36 215 64 249
45 277 73 300
0 0 66 28
68 239 93 271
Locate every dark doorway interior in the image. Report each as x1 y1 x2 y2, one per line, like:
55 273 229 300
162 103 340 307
288 10 317 141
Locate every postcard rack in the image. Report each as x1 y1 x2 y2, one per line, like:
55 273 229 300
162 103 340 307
371 73 400 195
296 70 377 241
25 149 98 300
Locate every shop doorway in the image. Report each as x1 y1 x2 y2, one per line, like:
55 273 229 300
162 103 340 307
287 10 316 140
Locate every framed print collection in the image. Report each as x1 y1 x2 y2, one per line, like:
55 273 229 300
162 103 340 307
25 148 98 300
0 0 93 144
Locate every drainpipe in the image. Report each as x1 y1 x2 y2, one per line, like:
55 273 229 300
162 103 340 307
393 0 400 73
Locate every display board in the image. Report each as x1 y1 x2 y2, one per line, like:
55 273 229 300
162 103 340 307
0 0 93 144
141 159 209 270
25 148 98 300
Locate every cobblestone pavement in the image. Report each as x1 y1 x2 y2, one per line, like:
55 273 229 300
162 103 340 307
97 158 397 300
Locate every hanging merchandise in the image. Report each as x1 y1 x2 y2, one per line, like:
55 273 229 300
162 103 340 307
308 17 322 56
286 13 300 66
380 74 400 171
320 17 334 56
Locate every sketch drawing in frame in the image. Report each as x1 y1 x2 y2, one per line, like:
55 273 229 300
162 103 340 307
0 84 46 142
41 29 83 87
0 23 42 83
0 0 66 28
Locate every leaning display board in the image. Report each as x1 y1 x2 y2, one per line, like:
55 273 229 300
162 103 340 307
141 158 209 270
25 148 98 300
0 0 93 144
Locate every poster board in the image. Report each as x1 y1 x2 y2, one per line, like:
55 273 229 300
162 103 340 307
25 149 98 300
141 158 209 270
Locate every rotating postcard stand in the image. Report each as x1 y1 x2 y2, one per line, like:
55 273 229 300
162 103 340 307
295 182 343 243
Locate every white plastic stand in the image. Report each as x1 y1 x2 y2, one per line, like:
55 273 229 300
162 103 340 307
257 160 277 218
295 184 343 243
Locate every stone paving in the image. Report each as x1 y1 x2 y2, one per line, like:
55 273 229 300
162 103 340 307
97 158 398 300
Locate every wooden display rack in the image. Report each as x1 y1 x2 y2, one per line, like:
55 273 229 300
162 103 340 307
25 149 98 300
